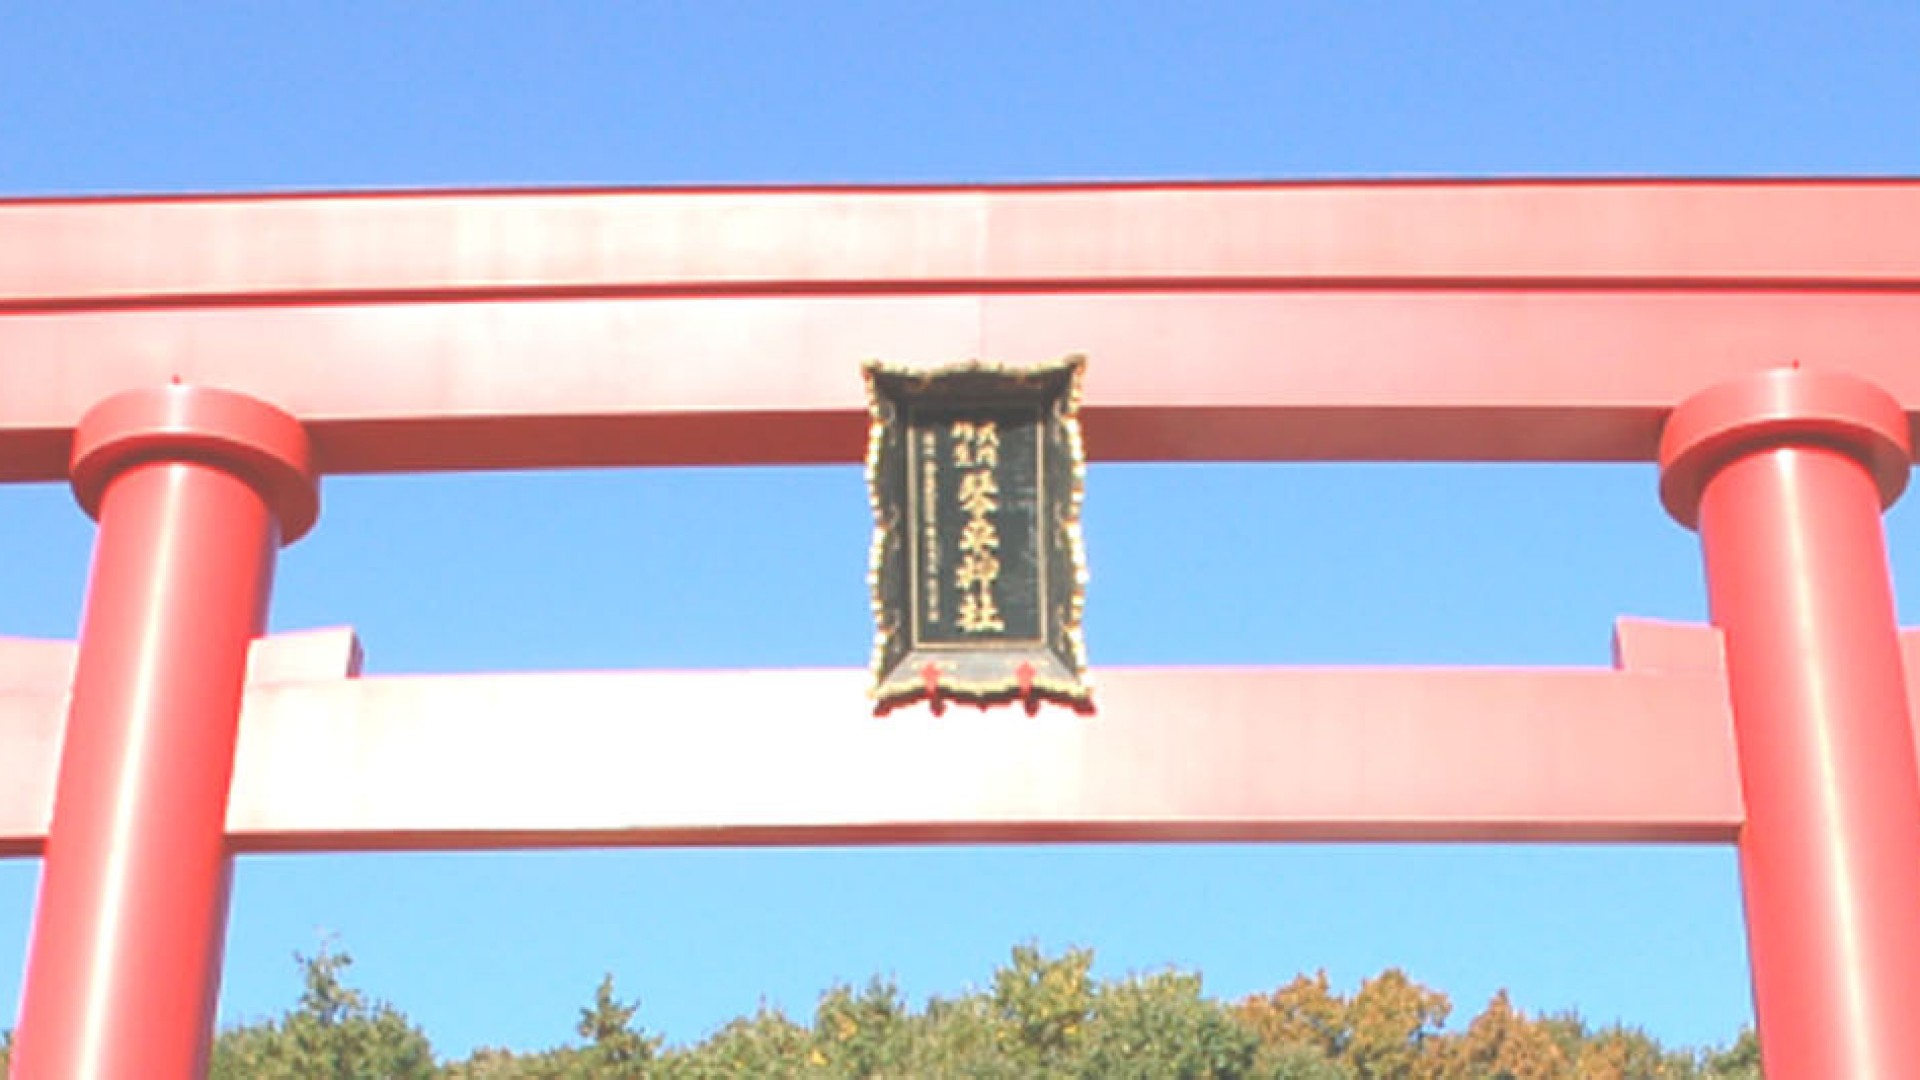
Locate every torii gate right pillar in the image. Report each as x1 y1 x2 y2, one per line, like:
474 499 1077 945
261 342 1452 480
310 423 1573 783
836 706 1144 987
1661 368 1920 1078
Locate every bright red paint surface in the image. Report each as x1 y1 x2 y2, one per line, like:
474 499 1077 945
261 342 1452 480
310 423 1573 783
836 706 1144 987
1665 370 1920 1077
10 390 312 1079
0 181 1918 479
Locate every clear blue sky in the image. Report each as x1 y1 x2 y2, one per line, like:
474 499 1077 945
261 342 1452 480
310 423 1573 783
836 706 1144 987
3 0 1918 1061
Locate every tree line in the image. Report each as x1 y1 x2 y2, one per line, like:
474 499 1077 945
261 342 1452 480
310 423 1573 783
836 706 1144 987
0 945 1759 1078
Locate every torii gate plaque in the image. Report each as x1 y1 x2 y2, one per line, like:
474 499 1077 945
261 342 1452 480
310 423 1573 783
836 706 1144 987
2 180 1919 1078
864 356 1092 714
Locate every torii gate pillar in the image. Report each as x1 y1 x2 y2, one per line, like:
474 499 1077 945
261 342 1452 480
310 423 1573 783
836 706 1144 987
1662 367 1920 1078
10 387 317 1079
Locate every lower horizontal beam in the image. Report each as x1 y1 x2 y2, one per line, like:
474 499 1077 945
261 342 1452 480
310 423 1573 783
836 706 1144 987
0 659 1742 855
0 629 362 857
223 666 1743 850
44 619 1920 854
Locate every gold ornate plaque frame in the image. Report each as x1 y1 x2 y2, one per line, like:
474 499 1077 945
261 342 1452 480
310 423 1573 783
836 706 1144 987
864 356 1092 714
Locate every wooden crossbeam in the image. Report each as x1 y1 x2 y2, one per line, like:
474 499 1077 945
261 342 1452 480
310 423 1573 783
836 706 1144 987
0 181 1917 480
0 619 1817 857
15 618 1920 859
9 181 1920 306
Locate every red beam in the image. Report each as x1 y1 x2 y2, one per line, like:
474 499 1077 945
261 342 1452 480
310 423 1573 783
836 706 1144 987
0 660 1739 856
217 666 1743 851
0 630 363 863
1 181 1918 479
0 291 1917 478
6 181 1920 308
0 617 1906 855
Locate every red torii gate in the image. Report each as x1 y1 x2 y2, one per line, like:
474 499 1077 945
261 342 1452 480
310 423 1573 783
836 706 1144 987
2 179 1919 1077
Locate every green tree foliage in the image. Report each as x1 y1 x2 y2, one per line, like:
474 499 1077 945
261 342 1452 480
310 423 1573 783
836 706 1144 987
439 972 660 1080
0 945 1764 1078
1696 1030 1761 1080
209 945 435 1080
1077 969 1257 1079
573 974 665 1076
990 943 1095 1072
664 1006 813 1079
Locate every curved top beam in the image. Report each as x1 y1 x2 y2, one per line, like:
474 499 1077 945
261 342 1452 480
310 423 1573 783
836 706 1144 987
5 180 1920 309
1 180 1917 478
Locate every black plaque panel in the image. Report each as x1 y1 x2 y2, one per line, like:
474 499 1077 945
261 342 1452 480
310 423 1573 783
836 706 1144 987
910 403 1043 645
866 357 1091 713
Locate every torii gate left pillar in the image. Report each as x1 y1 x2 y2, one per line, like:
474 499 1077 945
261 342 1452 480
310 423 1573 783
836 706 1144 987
9 387 317 1079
